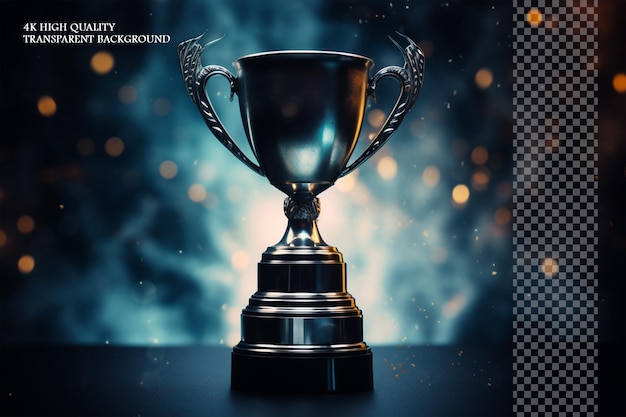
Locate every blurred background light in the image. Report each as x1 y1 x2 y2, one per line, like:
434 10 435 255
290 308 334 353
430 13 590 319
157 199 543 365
526 8 543 27
18 255 36 274
188 184 207 203
540 257 559 278
37 95 57 117
16 215 35 234
377 156 398 180
474 68 493 90
104 136 125 157
118 85 138 104
452 184 470 206
90 50 115 75
613 73 626 93
159 160 178 179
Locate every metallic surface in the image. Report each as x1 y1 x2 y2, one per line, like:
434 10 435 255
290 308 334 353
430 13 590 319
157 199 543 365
177 34 424 393
178 33 425 197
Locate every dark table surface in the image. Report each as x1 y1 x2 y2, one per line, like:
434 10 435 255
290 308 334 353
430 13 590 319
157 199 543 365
1 344 513 417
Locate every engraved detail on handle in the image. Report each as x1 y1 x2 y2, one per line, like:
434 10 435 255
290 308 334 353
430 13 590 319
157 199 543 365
177 35 265 176
339 32 425 178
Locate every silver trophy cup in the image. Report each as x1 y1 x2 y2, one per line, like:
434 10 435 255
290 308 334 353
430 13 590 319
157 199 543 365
178 33 424 393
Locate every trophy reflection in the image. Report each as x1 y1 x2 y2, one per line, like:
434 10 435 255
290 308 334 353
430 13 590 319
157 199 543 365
178 33 424 393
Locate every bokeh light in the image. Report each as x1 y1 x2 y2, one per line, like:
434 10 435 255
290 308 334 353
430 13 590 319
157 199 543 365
16 215 35 234
422 165 440 188
159 160 178 179
471 167 490 191
541 257 559 278
118 85 138 104
188 183 207 202
470 146 489 165
494 207 511 226
452 184 470 206
90 51 115 75
367 108 386 128
377 156 398 180
18 255 35 274
0 230 7 247
526 8 543 27
613 72 626 93
474 68 493 89
37 95 57 117
104 137 124 157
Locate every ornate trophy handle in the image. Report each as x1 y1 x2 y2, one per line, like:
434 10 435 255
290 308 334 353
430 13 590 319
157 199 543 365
339 33 425 178
178 35 265 176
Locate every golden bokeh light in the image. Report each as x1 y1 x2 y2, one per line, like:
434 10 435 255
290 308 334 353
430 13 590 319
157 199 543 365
470 146 489 165
452 184 470 206
0 230 7 247
159 160 178 179
367 109 386 128
474 68 493 89
541 257 559 278
104 137 124 157
91 51 115 75
377 156 398 180
422 165 440 188
37 95 57 117
188 183 207 202
18 255 35 274
76 137 95 156
526 8 543 27
118 85 137 104
17 215 35 234
613 73 626 93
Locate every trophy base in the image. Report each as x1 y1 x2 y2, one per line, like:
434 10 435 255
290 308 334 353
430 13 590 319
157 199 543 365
231 348 373 394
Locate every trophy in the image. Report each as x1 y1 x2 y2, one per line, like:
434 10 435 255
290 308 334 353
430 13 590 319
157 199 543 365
178 33 424 393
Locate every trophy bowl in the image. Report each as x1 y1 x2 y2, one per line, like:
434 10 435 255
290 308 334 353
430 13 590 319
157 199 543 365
235 50 372 197
178 33 424 393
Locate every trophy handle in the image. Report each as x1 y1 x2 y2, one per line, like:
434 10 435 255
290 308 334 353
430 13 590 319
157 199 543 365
178 35 265 176
339 33 425 178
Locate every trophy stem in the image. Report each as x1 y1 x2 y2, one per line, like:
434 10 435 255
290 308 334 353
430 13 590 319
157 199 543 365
230 195 373 393
277 195 326 247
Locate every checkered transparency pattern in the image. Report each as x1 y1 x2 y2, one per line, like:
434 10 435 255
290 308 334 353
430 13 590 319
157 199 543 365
512 1 598 416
